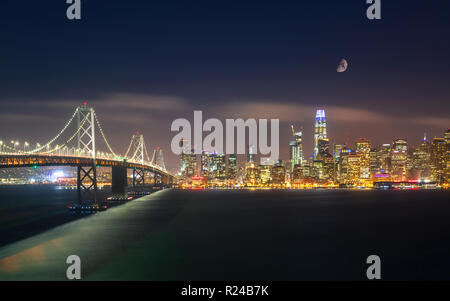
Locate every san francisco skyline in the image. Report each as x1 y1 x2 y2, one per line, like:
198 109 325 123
1 1 449 172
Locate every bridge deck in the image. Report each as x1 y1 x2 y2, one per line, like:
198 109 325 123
0 154 169 177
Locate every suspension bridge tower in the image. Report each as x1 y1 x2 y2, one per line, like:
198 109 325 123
129 133 146 192
76 103 98 203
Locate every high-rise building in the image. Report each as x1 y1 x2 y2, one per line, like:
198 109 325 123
209 152 218 177
227 154 237 180
391 138 408 181
258 164 272 184
377 143 392 173
289 127 303 172
322 152 335 181
346 154 361 185
317 138 330 157
213 154 226 179
410 135 432 181
313 109 327 159
201 150 210 177
356 138 371 180
180 139 190 175
180 139 197 178
336 147 351 184
369 148 378 174
271 160 286 185
291 164 304 183
201 151 226 179
445 129 450 144
333 144 344 163
245 161 260 186
431 137 446 183
446 129 450 184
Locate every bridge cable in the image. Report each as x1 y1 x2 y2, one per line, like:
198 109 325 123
28 107 80 154
93 112 119 158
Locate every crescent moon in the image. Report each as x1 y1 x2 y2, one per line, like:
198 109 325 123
337 58 348 73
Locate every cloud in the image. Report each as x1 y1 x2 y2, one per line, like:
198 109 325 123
0 93 190 127
0 113 56 123
412 116 450 128
2 94 447 133
213 98 448 128
3 92 189 111
93 93 189 112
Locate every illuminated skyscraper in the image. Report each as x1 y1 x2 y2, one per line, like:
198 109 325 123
258 164 272 184
391 138 408 181
333 144 344 163
180 139 189 174
346 154 362 185
336 146 352 183
245 161 260 186
201 150 210 177
445 129 450 144
180 139 196 177
317 138 330 156
227 154 237 180
355 138 371 180
431 137 446 183
377 144 392 173
289 126 303 172
313 109 327 159
271 160 286 185
212 154 226 179
410 135 432 181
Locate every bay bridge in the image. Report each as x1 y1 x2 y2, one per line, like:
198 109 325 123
0 103 173 203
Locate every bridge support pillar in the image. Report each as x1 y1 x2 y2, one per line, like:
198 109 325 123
111 166 128 198
77 164 97 203
154 173 163 189
132 168 145 193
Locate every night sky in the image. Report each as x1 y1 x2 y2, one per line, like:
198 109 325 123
1 0 449 172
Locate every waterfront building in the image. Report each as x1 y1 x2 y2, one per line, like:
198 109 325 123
355 138 371 180
214 154 226 179
431 137 447 183
245 161 260 186
271 160 286 185
227 154 237 181
346 154 361 185
258 164 272 184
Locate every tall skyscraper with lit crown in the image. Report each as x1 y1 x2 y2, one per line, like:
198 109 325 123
313 109 327 159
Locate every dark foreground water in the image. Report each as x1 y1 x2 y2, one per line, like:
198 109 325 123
0 188 450 280
0 185 112 247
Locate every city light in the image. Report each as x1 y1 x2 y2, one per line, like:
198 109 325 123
177 110 449 190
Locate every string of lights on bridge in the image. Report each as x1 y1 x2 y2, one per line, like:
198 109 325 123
0 104 166 172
